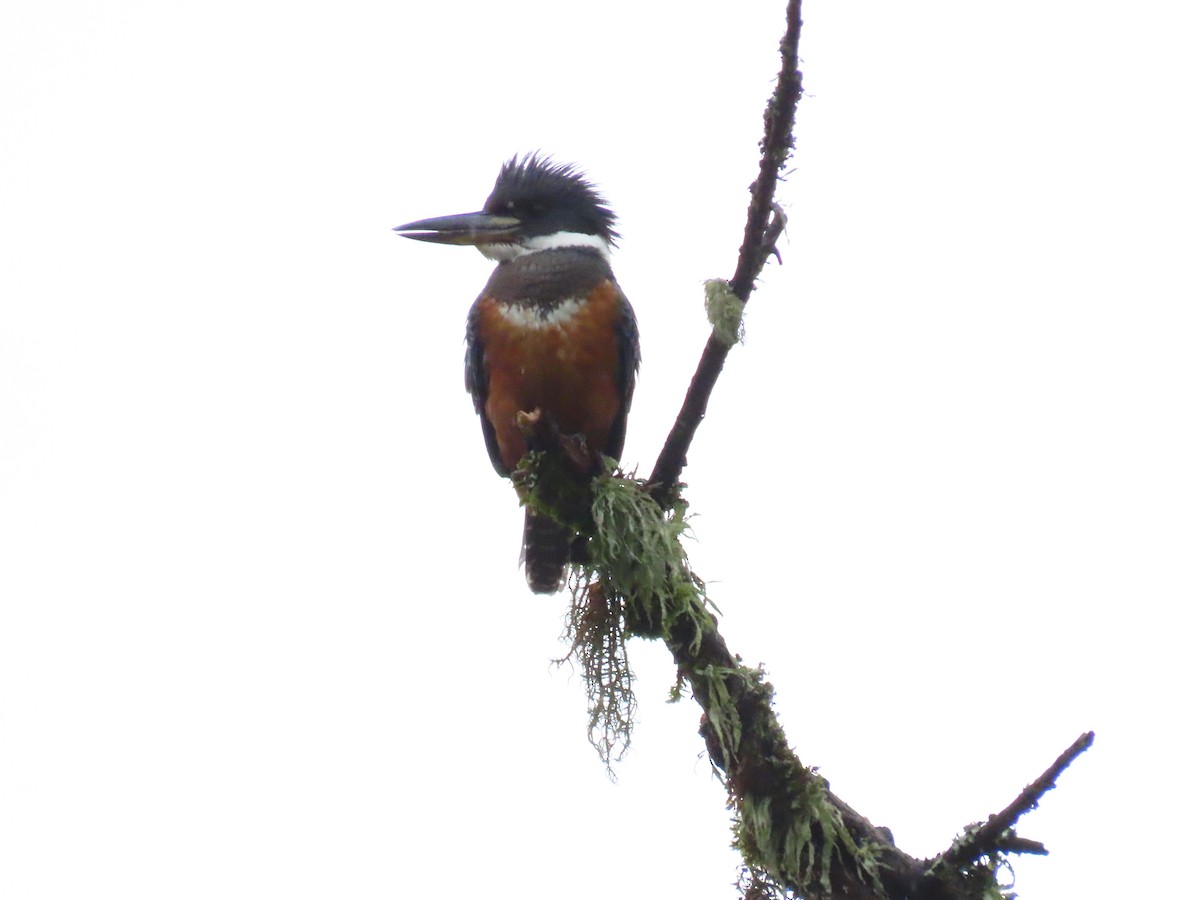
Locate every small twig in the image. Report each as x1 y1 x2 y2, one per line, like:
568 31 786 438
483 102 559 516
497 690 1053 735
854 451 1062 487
763 204 788 265
993 835 1048 856
935 731 1095 872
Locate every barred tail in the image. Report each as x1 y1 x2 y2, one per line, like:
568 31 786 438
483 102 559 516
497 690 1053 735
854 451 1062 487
522 509 570 594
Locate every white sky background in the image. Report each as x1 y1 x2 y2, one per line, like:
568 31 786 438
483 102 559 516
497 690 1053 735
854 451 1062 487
2 1 1197 897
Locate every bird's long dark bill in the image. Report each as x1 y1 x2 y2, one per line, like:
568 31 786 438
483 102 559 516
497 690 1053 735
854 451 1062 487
392 211 522 246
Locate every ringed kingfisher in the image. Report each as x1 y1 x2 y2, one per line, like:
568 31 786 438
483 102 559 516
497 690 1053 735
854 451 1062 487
394 154 639 593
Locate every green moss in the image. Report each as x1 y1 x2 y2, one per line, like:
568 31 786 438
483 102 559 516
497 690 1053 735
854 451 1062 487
587 472 710 641
691 663 745 767
735 770 885 898
709 666 886 898
553 468 717 771
705 278 746 347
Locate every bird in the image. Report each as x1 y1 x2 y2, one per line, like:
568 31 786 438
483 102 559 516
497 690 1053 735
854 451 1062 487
393 154 639 593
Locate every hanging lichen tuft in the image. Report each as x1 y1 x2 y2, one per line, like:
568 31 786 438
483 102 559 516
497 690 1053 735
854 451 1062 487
558 573 636 774
554 468 716 770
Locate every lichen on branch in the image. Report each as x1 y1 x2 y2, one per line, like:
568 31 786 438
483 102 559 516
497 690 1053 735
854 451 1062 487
553 467 713 771
523 450 887 895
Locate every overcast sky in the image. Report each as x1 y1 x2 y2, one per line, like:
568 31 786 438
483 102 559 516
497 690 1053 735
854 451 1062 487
2 1 1197 898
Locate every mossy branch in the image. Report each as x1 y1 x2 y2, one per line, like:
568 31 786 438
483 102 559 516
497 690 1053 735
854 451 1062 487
515 2 1093 897
523 447 1092 900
